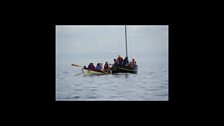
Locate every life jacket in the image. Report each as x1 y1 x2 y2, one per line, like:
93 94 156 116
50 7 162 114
132 59 136 66
117 56 123 62
104 64 109 69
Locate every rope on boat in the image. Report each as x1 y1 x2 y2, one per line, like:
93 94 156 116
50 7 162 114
117 67 136 71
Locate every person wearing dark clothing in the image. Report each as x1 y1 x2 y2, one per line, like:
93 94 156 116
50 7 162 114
119 58 123 65
87 63 95 70
123 57 129 66
113 59 118 67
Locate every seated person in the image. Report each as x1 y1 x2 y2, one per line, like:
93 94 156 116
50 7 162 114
112 59 118 67
128 59 137 67
117 55 123 65
132 59 137 66
87 63 95 70
123 57 129 66
104 62 110 71
95 63 103 70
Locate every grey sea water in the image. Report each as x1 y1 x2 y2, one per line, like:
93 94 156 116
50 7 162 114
56 53 168 101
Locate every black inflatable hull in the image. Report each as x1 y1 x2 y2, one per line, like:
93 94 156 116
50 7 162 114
110 65 138 74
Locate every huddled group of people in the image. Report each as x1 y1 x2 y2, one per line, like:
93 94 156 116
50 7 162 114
85 55 137 71
86 62 110 72
113 55 137 67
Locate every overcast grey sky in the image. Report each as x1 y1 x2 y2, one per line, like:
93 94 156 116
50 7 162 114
56 25 168 56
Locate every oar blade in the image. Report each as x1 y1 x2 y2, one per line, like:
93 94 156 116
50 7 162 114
71 64 82 67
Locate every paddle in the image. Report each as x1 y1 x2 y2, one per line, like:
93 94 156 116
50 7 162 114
99 70 107 75
71 64 83 67
74 72 83 76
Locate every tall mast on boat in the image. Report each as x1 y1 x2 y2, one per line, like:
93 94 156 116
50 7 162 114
125 25 128 58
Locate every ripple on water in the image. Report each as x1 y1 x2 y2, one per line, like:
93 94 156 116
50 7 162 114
63 71 69 74
73 89 83 92
156 93 168 96
72 96 81 99
89 88 96 92
85 95 98 99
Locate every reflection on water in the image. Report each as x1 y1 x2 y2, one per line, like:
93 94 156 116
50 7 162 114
113 73 130 78
125 74 129 78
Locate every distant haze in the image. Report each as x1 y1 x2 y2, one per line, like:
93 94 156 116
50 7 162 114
56 25 168 57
